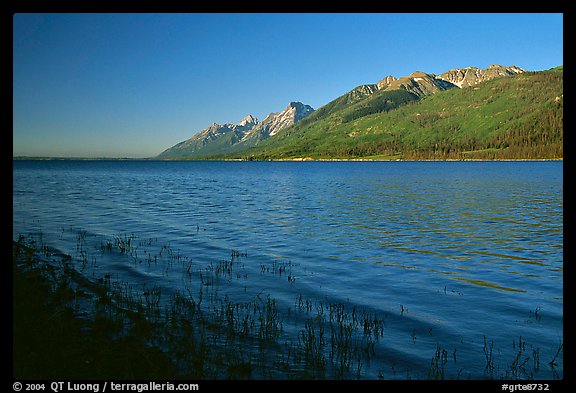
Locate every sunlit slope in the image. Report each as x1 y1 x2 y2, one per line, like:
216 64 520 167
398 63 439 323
236 69 562 160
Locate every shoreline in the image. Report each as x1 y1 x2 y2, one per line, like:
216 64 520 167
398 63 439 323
12 156 564 162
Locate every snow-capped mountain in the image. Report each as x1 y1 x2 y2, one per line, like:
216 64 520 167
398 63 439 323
240 102 315 144
157 102 314 159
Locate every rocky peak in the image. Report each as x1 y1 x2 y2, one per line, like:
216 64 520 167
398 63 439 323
240 101 315 142
349 84 379 102
382 72 451 97
437 64 526 88
285 102 314 123
376 75 397 90
262 101 314 137
238 114 259 128
205 122 224 134
409 71 428 78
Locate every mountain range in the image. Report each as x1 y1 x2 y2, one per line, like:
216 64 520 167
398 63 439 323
157 102 314 159
157 64 562 160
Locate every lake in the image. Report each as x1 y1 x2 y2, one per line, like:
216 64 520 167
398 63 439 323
12 160 563 379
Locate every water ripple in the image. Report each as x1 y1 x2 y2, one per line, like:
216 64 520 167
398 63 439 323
13 160 563 379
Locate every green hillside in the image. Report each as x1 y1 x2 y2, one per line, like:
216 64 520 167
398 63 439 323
232 69 562 160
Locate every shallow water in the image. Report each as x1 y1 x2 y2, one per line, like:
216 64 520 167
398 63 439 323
12 160 563 379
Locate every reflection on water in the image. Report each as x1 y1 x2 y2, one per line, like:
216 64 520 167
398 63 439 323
13 160 563 379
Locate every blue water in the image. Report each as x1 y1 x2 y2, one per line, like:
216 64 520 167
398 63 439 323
12 160 563 379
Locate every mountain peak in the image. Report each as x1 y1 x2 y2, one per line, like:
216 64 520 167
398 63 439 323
437 64 526 88
286 101 314 115
240 101 315 142
409 71 428 78
376 75 397 90
381 71 450 97
287 101 305 109
238 114 258 127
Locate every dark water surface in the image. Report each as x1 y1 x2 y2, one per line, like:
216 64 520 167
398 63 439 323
12 160 563 379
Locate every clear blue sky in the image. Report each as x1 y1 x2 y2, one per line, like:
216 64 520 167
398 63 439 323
13 13 563 158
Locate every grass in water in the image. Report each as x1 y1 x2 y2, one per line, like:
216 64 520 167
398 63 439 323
13 232 563 380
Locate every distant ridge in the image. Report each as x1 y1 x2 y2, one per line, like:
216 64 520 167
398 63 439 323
157 102 314 159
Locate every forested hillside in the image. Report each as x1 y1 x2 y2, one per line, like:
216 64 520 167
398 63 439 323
234 69 562 160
